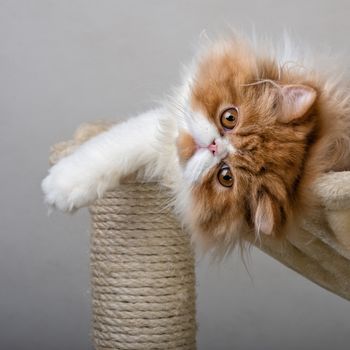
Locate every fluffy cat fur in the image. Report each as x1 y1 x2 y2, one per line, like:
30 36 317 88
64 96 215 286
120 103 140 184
42 34 350 251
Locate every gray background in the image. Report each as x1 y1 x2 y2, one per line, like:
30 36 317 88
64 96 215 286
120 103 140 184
1 1 350 349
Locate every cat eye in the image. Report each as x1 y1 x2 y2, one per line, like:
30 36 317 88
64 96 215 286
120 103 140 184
217 164 233 187
220 107 238 130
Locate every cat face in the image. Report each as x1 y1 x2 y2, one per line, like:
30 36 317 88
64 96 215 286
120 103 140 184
176 40 318 248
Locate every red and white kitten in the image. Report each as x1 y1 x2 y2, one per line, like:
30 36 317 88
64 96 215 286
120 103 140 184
42 35 350 249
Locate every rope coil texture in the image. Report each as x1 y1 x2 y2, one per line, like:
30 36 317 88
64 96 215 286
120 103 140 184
89 183 197 350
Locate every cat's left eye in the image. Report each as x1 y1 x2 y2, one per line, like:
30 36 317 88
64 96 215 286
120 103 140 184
217 164 233 187
220 107 238 130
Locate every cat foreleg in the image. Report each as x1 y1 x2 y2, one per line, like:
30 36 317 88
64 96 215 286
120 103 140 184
42 108 169 211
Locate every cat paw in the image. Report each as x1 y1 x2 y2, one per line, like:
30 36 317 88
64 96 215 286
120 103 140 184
41 158 99 212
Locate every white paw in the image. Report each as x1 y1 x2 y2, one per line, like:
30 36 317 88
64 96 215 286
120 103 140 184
41 157 100 212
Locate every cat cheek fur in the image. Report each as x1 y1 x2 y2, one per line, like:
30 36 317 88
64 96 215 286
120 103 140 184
185 172 250 250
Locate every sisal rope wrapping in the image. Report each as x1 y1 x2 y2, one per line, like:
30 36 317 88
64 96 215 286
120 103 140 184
89 183 197 350
48 123 350 350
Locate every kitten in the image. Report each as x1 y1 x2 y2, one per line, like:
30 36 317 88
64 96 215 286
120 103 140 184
42 34 350 250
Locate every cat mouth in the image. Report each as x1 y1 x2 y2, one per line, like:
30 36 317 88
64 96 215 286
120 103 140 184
177 131 230 164
197 140 217 155
182 144 220 183
200 138 229 159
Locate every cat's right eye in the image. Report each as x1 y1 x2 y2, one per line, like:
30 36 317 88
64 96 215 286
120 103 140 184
220 107 238 130
217 164 233 187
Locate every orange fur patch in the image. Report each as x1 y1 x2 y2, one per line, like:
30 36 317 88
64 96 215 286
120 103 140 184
176 38 350 250
177 131 197 163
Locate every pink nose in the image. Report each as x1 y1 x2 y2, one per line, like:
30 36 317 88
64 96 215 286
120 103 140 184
208 141 217 154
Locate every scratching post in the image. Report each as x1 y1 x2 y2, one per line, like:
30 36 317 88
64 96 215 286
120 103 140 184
89 184 197 350
49 123 197 349
49 122 350 349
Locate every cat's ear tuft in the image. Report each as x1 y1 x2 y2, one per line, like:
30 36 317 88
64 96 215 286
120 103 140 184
254 192 279 236
278 84 317 123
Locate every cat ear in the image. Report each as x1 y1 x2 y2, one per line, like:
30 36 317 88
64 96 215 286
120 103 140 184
254 192 279 236
278 84 317 123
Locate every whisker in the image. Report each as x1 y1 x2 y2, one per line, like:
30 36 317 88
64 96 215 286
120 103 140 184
241 79 282 90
